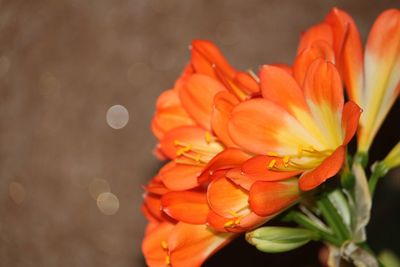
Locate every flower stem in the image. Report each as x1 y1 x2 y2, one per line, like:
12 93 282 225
317 196 351 243
285 210 342 246
368 162 388 197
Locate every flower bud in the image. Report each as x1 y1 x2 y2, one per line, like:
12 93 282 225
246 226 317 253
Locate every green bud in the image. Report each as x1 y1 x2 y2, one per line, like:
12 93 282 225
246 227 317 253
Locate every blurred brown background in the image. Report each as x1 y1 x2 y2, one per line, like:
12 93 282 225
0 0 399 266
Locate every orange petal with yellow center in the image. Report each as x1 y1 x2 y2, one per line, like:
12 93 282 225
211 91 240 147
159 160 202 191
191 40 236 79
249 178 300 216
228 98 318 155
161 191 209 224
341 101 362 145
299 145 345 191
179 74 226 130
241 155 302 181
207 176 249 218
359 9 400 151
168 222 236 267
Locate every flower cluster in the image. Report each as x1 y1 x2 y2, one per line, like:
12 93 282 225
141 8 399 267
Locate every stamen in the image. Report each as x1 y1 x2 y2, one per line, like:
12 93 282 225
194 154 201 162
205 131 212 144
224 220 234 228
165 255 171 266
283 156 290 167
268 159 277 170
234 217 242 225
228 210 240 217
161 241 168 250
266 152 279 157
247 69 260 83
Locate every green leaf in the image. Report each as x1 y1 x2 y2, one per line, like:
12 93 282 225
246 226 316 253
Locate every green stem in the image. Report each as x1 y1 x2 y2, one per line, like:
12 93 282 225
317 196 351 243
368 162 388 197
286 211 342 246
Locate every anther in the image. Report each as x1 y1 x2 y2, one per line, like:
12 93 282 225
161 241 168 250
266 152 279 157
268 159 277 170
283 156 290 167
205 131 212 144
165 255 171 266
224 220 234 228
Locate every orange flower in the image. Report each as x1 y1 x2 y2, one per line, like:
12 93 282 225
142 177 236 267
297 8 400 153
228 57 361 191
142 40 302 266
143 40 262 267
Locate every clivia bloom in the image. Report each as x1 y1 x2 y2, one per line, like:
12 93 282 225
298 8 400 153
228 57 362 191
142 40 277 267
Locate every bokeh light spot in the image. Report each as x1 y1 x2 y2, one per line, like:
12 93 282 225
96 192 120 215
9 182 25 204
106 105 129 129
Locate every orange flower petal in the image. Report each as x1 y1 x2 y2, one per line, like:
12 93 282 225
260 64 310 117
325 8 364 102
142 221 175 267
159 161 202 191
341 101 362 145
152 105 195 140
191 40 236 79
207 210 268 233
359 9 400 151
293 40 335 86
206 211 241 233
211 91 240 147
299 145 345 191
198 148 251 184
242 155 302 181
168 222 235 267
207 176 249 218
234 71 260 95
228 98 316 155
303 59 344 111
160 125 222 160
143 193 166 222
144 178 170 195
297 22 333 54
179 74 226 129
161 191 209 224
225 167 254 190
249 178 299 216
